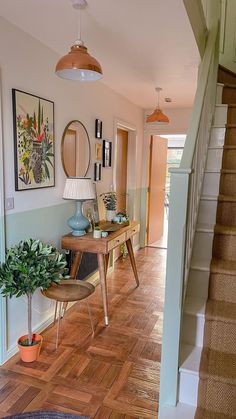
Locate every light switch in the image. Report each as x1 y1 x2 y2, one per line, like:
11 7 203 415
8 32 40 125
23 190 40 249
5 197 14 210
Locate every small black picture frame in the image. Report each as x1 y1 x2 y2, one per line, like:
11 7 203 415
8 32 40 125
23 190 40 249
94 162 101 181
95 119 102 139
103 140 112 167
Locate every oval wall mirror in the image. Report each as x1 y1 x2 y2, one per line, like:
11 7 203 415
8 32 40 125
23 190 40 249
61 120 91 177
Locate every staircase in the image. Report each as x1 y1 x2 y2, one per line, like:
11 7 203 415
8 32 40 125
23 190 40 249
178 70 236 418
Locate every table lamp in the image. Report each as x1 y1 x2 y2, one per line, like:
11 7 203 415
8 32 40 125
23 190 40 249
63 177 95 236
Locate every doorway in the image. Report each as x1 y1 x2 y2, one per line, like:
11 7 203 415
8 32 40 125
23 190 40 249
147 134 185 249
116 128 128 213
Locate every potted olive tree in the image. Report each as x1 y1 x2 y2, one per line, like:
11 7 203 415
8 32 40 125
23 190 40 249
0 239 67 362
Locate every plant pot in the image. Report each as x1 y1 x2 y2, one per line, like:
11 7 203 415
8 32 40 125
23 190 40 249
93 229 102 238
106 210 116 221
18 333 43 362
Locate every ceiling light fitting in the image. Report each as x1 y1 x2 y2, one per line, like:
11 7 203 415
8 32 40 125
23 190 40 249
55 0 103 82
146 87 169 123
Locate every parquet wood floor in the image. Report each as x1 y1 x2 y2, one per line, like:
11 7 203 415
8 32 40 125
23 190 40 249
0 247 166 418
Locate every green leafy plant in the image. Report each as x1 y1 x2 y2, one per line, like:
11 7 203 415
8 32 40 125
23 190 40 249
0 239 68 346
100 191 117 210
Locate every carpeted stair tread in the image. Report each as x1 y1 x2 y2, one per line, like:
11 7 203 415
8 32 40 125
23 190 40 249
195 407 236 419
218 194 236 202
224 145 236 149
199 348 236 384
205 300 236 324
221 169 236 173
204 319 236 353
215 224 236 235
211 258 236 275
196 375 236 417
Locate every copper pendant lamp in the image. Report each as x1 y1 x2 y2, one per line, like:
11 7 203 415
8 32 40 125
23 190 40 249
55 0 103 82
146 87 169 123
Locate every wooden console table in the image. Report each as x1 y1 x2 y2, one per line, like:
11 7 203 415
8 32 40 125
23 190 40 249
61 221 140 325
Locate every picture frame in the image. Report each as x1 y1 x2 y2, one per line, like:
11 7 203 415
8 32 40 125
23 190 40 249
95 142 102 161
12 89 55 191
95 118 102 139
94 162 102 181
103 140 112 167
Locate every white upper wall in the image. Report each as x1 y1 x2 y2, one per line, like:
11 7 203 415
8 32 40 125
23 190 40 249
0 17 144 215
0 0 199 110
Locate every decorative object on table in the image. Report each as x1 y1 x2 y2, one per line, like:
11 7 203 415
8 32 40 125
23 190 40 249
63 177 95 236
55 0 103 82
0 239 67 362
93 227 102 238
146 87 169 123
113 210 129 224
94 162 101 181
101 231 108 238
100 191 117 221
61 120 91 177
12 89 55 191
95 119 103 138
102 140 112 167
95 142 102 161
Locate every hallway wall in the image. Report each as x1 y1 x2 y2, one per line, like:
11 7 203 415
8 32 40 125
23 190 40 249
0 17 144 361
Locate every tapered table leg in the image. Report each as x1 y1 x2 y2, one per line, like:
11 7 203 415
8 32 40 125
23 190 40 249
126 238 139 286
70 251 83 279
97 253 109 326
63 251 83 314
105 253 110 276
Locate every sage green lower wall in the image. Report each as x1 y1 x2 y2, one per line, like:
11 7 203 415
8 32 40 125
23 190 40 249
127 187 148 248
5 201 74 248
4 201 75 358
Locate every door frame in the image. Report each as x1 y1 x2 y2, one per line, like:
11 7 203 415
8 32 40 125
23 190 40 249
113 118 137 220
0 73 6 365
140 128 187 247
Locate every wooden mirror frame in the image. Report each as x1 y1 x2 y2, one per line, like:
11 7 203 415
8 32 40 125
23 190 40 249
61 120 91 177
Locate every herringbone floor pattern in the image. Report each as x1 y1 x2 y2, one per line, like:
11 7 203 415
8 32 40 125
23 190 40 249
0 247 165 418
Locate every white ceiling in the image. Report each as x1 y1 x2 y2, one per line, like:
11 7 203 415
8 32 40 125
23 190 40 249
0 0 200 109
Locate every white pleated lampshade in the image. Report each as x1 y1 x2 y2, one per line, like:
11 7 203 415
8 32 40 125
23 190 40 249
63 177 95 200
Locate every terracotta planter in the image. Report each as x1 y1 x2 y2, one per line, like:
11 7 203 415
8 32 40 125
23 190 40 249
18 333 43 362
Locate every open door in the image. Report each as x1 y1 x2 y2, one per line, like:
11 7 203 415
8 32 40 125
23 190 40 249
147 135 167 245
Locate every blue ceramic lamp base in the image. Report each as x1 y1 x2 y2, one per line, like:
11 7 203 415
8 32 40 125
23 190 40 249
67 201 90 236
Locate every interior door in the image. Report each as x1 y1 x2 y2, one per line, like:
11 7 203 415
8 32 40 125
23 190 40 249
116 128 128 212
147 135 168 245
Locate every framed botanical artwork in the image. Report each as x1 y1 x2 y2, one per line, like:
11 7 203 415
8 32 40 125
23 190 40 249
12 89 55 191
94 162 102 181
95 119 102 139
95 142 102 161
103 140 112 167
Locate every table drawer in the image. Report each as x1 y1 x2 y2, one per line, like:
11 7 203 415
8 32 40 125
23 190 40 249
108 232 126 252
126 224 140 240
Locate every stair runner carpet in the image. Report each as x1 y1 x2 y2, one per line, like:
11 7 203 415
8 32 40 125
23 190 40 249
195 85 236 418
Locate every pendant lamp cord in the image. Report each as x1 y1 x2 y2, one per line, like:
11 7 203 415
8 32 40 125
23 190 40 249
76 8 82 42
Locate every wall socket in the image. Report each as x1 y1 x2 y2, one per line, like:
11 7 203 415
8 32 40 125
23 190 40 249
5 197 14 210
